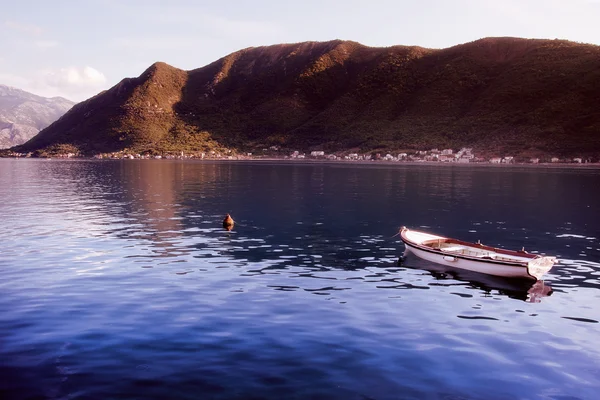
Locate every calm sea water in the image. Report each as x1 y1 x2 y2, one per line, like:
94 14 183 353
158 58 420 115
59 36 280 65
1 159 599 400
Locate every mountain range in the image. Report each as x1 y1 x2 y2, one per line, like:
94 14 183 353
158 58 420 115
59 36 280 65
0 85 74 149
13 38 600 158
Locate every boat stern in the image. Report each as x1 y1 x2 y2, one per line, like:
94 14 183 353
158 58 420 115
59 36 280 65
527 256 557 280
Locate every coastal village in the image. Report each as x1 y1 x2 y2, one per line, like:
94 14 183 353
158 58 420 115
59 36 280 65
3 146 593 164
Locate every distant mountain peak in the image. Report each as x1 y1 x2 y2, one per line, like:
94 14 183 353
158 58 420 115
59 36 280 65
0 84 73 103
0 86 75 149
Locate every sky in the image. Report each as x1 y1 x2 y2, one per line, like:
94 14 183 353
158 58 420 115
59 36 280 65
1 0 599 102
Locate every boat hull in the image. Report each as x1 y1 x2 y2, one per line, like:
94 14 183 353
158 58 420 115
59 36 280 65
403 242 536 280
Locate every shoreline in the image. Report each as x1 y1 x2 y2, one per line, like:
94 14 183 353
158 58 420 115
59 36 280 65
211 158 600 170
3 156 600 169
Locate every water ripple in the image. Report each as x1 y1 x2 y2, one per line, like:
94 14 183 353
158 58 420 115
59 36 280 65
1 159 599 399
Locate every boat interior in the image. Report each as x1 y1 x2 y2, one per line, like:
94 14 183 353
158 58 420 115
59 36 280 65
420 238 534 261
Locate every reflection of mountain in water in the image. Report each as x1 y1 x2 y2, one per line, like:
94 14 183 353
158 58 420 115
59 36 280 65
120 161 183 237
53 160 235 259
112 161 239 257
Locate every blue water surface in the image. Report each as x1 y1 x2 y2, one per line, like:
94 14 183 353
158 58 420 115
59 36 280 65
0 159 599 399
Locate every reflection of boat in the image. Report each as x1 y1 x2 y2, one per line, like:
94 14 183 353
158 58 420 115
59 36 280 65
400 227 557 280
398 257 553 302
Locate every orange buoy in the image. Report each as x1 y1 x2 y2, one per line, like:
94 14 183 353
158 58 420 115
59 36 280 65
223 214 234 231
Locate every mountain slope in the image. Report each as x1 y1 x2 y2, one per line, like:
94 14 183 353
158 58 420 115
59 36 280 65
15 38 600 158
0 85 75 148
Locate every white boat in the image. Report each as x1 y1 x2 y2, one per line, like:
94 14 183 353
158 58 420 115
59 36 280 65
400 227 557 280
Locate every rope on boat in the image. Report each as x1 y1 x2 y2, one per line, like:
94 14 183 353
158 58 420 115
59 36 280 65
390 229 403 239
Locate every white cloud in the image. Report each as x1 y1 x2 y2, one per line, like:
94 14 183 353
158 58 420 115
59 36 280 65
4 20 43 35
43 66 107 89
0 66 109 101
38 66 108 101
